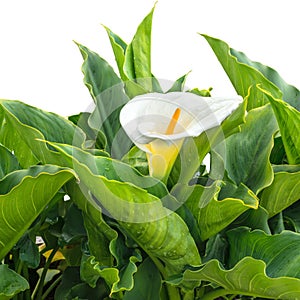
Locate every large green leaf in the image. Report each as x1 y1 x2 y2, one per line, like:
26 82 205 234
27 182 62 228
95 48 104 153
123 5 154 91
227 227 300 278
201 34 282 110
180 257 300 299
216 104 277 194
230 48 300 111
49 143 171 200
0 100 85 167
50 142 201 282
0 264 29 300
0 144 20 179
0 165 75 260
172 181 258 240
260 166 300 217
76 43 129 155
260 87 300 164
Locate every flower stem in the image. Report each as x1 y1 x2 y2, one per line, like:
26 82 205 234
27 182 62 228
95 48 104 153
41 274 62 300
32 245 59 300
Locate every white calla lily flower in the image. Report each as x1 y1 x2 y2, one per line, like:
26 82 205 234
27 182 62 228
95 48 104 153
120 92 243 181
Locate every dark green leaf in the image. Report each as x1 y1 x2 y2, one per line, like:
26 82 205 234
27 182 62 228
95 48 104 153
17 234 40 268
0 265 29 300
123 258 161 300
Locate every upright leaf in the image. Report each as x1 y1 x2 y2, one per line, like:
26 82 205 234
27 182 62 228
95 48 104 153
0 165 74 260
104 26 128 81
167 72 190 92
230 48 300 111
260 87 300 164
201 34 282 110
123 5 155 90
76 43 129 155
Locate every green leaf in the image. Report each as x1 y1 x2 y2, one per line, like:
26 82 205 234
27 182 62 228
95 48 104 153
283 201 300 232
0 265 29 300
55 267 109 300
0 100 85 167
260 166 300 217
230 48 300 111
188 87 212 97
201 34 282 110
51 143 201 283
76 43 129 155
68 112 107 150
0 165 75 260
76 42 123 102
123 258 161 300
270 136 287 164
231 205 271 233
216 104 277 194
0 144 20 179
121 146 148 176
67 181 117 267
167 72 190 92
17 234 40 268
260 87 300 164
124 5 155 91
227 227 300 278
169 98 247 186
104 26 128 81
49 143 172 203
172 181 258 240
59 203 86 245
181 257 300 299
80 255 119 293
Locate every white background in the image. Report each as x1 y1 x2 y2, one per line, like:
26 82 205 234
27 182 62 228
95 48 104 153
0 0 298 116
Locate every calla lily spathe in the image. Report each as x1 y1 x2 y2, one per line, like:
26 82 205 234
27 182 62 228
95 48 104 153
120 92 243 181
